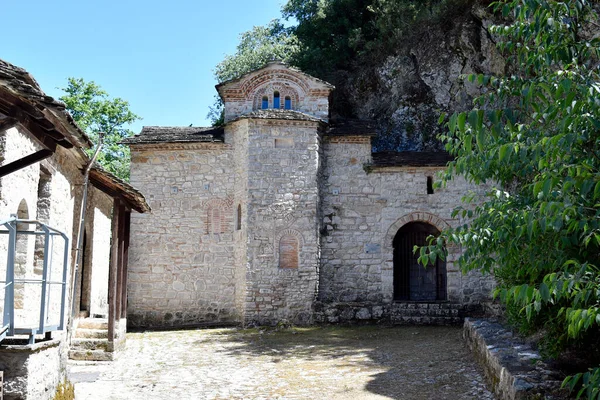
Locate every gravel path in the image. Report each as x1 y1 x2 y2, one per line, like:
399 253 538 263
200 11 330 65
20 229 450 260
69 325 494 400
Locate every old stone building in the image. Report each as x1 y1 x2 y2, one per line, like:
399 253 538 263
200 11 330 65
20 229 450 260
125 62 494 328
0 59 149 399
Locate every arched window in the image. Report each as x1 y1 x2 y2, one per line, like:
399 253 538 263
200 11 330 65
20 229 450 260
273 91 280 109
393 222 446 301
279 234 299 269
262 96 269 109
236 204 242 231
284 96 292 110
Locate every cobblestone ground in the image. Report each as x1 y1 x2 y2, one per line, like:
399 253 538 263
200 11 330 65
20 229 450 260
69 325 494 400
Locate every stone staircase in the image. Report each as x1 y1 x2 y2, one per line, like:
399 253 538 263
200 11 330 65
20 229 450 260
69 318 120 361
390 302 464 325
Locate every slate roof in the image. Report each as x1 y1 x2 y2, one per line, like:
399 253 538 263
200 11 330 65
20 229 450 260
326 119 377 136
232 109 323 123
371 151 453 167
0 58 92 149
89 166 151 213
122 126 225 145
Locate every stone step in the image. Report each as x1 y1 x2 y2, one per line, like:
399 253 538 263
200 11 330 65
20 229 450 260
68 349 114 362
70 338 112 352
77 318 108 330
74 328 108 339
390 302 464 325
391 315 464 325
391 308 460 317
391 302 463 310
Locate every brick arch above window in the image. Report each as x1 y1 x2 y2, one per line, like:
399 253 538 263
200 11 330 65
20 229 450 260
251 84 300 111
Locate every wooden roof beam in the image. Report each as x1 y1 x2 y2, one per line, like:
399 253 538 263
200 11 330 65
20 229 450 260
0 147 55 177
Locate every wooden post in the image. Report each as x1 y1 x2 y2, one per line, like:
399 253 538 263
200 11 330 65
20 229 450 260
107 199 120 342
121 211 131 319
115 203 126 323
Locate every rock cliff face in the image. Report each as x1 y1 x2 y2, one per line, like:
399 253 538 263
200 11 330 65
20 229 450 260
331 4 505 151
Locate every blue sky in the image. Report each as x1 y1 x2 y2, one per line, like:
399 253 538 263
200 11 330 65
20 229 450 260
3 0 286 133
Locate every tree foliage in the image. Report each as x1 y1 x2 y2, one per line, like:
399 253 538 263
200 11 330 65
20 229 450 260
214 20 299 83
417 0 600 397
209 20 300 125
283 0 474 79
59 78 141 180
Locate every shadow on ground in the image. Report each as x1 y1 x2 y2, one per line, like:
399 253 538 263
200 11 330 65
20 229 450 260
201 325 492 400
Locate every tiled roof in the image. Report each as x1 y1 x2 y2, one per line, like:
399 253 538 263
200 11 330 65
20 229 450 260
0 58 92 149
326 119 377 136
89 165 151 213
122 126 224 145
371 151 453 167
232 109 323 123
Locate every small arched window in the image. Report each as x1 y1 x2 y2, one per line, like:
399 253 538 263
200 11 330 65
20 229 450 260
261 96 269 109
273 91 280 109
236 204 242 231
284 96 292 110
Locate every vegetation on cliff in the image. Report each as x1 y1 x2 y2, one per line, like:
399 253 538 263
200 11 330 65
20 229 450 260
417 1 600 397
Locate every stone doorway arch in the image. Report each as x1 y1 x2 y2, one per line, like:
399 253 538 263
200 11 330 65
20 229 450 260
382 212 459 303
393 221 446 301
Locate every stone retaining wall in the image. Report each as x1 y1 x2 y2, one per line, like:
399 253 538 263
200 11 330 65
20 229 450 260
463 318 567 400
0 338 65 400
315 301 487 325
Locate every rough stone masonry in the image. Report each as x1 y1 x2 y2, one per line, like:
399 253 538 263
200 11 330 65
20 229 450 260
124 62 495 328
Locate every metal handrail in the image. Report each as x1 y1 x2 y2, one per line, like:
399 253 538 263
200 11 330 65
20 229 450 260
0 217 69 344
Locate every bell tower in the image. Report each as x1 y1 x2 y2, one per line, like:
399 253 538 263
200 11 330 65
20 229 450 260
217 62 334 324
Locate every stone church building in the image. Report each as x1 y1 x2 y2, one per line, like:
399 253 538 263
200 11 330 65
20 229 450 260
124 62 494 328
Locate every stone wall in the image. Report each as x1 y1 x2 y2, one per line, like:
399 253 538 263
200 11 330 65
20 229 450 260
0 338 65 400
0 126 89 399
320 136 495 306
127 143 241 328
243 119 321 325
76 186 113 318
229 120 249 322
463 319 566 400
0 128 83 329
87 188 113 317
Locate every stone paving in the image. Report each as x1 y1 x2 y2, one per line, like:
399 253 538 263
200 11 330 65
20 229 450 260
68 325 494 400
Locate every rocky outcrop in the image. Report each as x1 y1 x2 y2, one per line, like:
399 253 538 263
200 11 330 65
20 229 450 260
334 4 506 151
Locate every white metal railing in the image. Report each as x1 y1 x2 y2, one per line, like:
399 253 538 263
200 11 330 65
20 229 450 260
0 217 69 344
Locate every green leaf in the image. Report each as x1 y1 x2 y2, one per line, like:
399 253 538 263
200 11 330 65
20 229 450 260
499 144 511 162
457 113 467 133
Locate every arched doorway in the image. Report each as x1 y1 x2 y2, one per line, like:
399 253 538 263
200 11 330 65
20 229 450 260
393 221 447 301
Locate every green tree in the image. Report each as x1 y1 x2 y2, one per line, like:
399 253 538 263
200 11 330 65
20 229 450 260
282 0 473 79
209 20 299 125
59 78 141 180
418 1 600 397
214 20 299 83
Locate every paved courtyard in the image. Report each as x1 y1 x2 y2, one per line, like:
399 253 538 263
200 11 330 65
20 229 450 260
69 325 494 400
